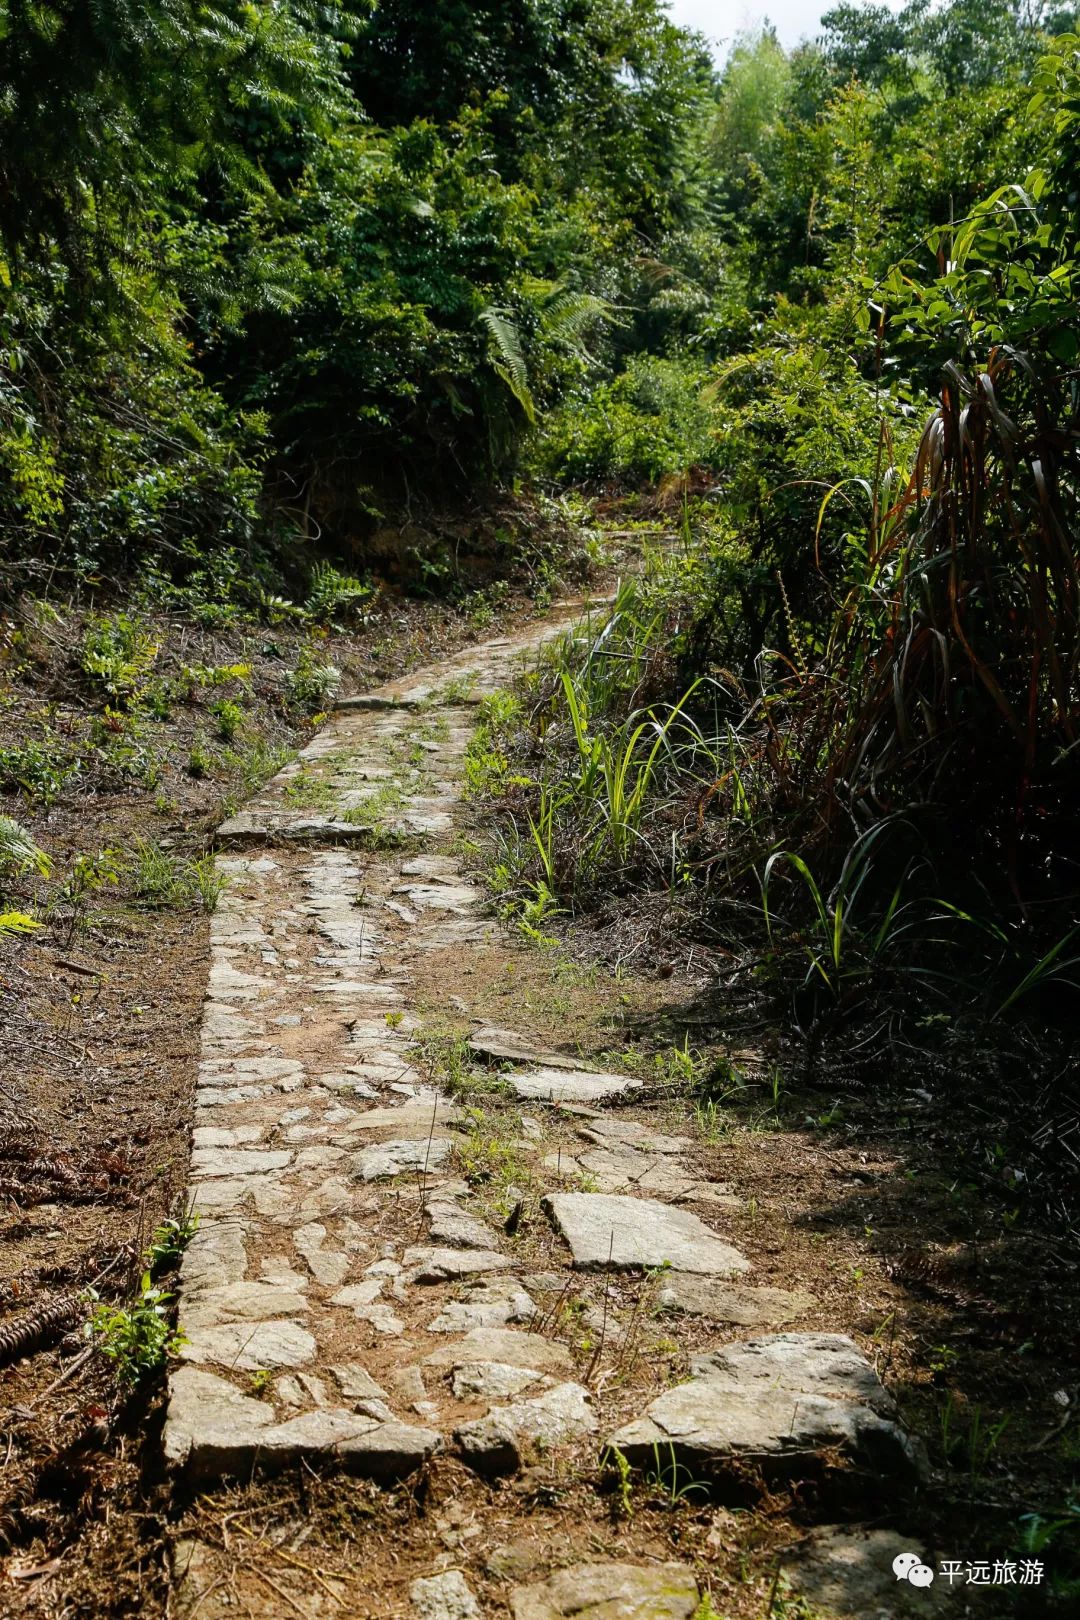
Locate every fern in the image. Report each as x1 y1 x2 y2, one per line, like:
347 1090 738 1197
541 289 612 357
0 912 41 937
479 306 536 424
0 817 51 879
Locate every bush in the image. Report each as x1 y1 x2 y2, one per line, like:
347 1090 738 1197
539 356 716 485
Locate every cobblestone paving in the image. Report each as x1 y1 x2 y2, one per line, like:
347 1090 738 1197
167 607 931 1618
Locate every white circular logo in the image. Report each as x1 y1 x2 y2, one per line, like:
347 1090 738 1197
892 1551 935 1586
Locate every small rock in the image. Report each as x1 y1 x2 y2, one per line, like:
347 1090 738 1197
260 1257 310 1290
427 1276 536 1332
295 1222 351 1287
404 1246 513 1282
297 1372 330 1406
508 1068 641 1105
409 1571 481 1620
392 1365 428 1404
172 1539 228 1620
356 1138 453 1180
425 1328 572 1375
456 1382 596 1473
332 1364 389 1401
330 1288 405 1335
452 1362 549 1400
511 1562 698 1620
486 1541 548 1581
331 1279 383 1308
354 1398 396 1422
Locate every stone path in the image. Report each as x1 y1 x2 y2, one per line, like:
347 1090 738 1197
166 606 932 1618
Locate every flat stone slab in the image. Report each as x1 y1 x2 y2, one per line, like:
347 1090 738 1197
424 1327 572 1375
216 811 377 845
356 1138 454 1180
544 1146 737 1206
424 1197 503 1249
656 1275 815 1327
165 1369 440 1479
456 1381 596 1473
578 1120 692 1155
183 1281 309 1327
786 1527 956 1616
469 1027 582 1070
346 1102 462 1134
393 881 478 914
509 1067 642 1104
544 1193 750 1276
191 1147 292 1178
690 1334 897 1410
427 1277 536 1333
399 855 464 879
410 1571 482 1620
182 1319 315 1371
451 1362 550 1400
607 1334 925 1484
512 1563 698 1620
404 1246 513 1281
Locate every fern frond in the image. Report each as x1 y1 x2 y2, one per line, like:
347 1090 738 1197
0 911 42 937
479 306 536 424
0 817 51 879
540 290 612 354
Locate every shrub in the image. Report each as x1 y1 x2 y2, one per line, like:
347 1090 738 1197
539 356 716 485
0 739 80 807
285 644 340 710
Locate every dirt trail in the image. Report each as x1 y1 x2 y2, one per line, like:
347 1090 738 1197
167 602 934 1619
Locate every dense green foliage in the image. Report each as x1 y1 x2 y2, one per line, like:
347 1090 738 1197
0 0 710 583
477 4 1080 1033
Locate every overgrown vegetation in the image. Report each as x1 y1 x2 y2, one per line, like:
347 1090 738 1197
474 15 1079 1051
3 5 1080 1601
0 0 712 591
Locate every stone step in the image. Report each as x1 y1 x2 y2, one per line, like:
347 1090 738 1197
606 1332 927 1488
